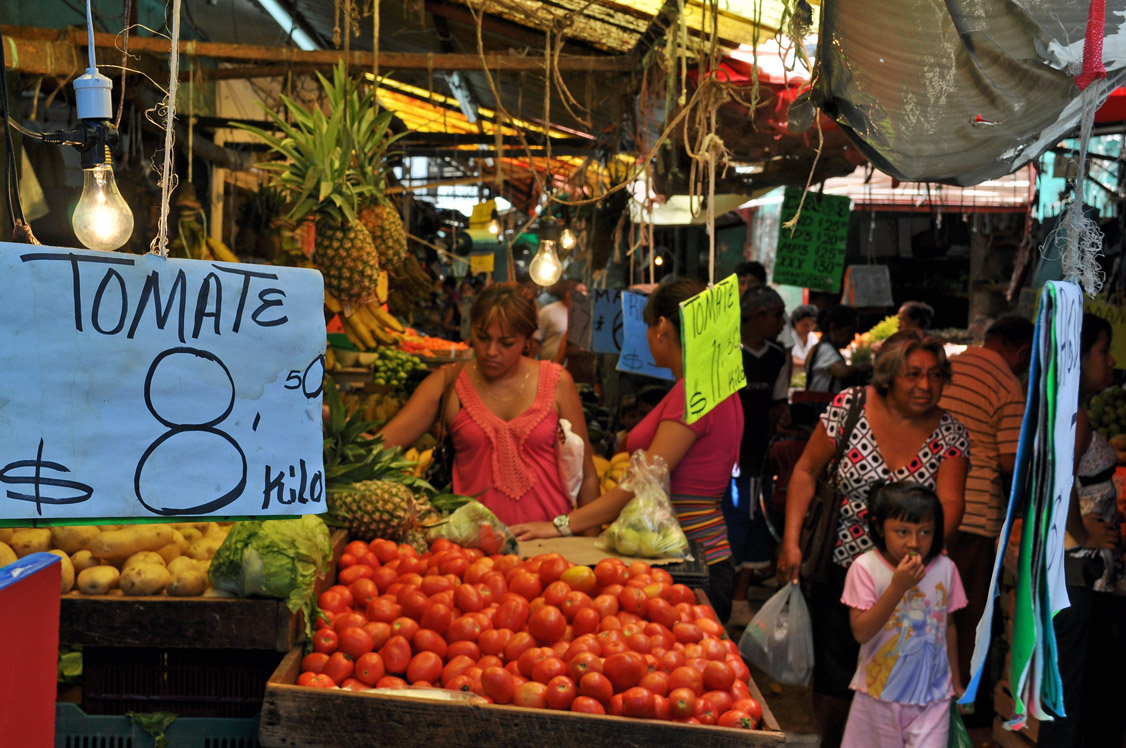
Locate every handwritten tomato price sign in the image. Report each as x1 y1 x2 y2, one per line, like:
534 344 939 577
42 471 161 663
680 274 745 425
591 288 623 354
0 243 326 522
616 291 674 381
771 187 851 292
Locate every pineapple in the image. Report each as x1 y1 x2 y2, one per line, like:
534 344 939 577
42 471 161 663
332 479 417 542
234 62 396 304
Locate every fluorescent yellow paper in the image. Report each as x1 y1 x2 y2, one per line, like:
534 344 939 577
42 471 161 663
680 274 745 425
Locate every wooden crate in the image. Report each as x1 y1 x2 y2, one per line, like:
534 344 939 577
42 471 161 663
58 529 347 652
259 648 787 748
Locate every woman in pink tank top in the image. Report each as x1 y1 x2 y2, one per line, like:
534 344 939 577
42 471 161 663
380 282 601 525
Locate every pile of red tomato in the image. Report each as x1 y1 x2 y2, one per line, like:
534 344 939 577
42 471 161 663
299 537 763 730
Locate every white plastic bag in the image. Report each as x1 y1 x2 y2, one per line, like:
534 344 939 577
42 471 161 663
595 450 690 559
556 418 586 504
738 582 814 686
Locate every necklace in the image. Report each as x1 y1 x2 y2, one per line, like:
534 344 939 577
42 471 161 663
472 360 530 402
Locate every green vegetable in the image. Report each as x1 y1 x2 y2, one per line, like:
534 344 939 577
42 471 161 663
127 712 178 748
208 516 333 641
865 315 900 343
57 645 82 685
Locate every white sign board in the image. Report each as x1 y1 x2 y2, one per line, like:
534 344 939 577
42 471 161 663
0 243 326 521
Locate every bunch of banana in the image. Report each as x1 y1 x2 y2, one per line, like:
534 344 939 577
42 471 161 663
326 288 406 351
387 256 434 317
404 447 434 478
599 452 630 492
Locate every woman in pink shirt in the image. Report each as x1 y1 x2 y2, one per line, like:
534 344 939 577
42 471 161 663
512 278 744 622
380 282 601 525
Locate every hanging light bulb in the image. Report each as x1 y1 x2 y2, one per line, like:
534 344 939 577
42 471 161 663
73 165 134 251
559 226 577 251
654 254 664 266
487 209 501 235
528 239 563 286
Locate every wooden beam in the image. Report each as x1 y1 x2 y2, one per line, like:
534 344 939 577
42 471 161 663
0 26 636 77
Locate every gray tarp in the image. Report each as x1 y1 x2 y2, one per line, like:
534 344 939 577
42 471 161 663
808 0 1126 185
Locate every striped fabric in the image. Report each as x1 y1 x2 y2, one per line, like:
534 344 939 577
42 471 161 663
670 494 731 565
937 346 1024 537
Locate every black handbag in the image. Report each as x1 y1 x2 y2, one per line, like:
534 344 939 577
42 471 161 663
424 363 465 491
799 387 866 584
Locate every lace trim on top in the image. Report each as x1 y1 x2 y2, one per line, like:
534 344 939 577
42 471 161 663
455 360 560 500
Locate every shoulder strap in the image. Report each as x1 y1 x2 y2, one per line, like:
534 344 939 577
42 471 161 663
829 387 867 477
434 362 467 441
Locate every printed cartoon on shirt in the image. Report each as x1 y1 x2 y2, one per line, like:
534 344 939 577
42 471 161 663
864 582 949 702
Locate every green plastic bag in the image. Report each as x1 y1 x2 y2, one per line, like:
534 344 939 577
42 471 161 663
948 700 973 748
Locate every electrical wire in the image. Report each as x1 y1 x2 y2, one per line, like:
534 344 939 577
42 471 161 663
0 25 27 229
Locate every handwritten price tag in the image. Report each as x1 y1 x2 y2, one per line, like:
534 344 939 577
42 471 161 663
771 187 851 291
0 243 326 521
591 288 623 354
680 275 745 425
615 292 674 381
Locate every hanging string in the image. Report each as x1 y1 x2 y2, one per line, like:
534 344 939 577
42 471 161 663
152 0 181 257
1055 76 1105 296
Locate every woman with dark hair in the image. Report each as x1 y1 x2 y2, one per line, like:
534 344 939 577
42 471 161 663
898 301 935 333
380 282 601 525
807 305 870 394
779 331 970 748
790 304 820 368
1037 313 1125 747
511 278 745 622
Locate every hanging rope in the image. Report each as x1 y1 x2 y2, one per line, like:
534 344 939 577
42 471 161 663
151 0 181 257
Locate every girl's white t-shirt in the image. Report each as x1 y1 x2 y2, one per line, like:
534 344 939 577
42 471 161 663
841 549 967 706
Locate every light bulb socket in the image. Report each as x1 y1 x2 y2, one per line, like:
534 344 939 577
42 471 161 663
70 120 119 170
74 67 114 121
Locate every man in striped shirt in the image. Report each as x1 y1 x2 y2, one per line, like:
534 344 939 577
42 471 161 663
938 314 1033 722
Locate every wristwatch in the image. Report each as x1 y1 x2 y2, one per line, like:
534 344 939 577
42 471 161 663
552 513 573 536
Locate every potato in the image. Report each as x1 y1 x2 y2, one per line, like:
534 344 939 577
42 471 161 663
77 565 120 594
178 526 203 545
50 526 101 555
167 568 207 597
47 549 76 594
70 550 100 574
155 530 187 565
186 532 226 562
0 541 16 568
10 528 51 557
0 528 14 544
123 551 166 571
89 524 174 562
97 525 121 532
120 563 171 596
201 587 236 598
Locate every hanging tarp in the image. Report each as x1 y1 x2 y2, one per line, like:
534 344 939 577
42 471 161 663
810 0 1126 185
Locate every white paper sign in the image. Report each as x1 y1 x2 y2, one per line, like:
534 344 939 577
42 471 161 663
0 243 326 520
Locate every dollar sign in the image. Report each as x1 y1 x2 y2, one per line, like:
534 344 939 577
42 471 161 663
0 439 94 516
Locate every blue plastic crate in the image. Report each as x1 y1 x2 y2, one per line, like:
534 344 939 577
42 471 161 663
55 703 260 748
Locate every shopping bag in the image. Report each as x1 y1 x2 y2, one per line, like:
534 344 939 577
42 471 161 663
595 450 690 559
948 699 973 748
738 582 814 686
556 418 585 504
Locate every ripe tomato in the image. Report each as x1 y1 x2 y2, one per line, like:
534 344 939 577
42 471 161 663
447 614 483 643
337 564 373 586
570 695 606 714
539 555 572 584
315 610 336 631
696 617 725 639
508 572 544 601
333 612 367 633
406 651 443 684
371 566 398 594
413 628 448 658
594 558 627 587
727 656 751 682
454 584 484 612
560 591 593 622
672 622 704 644
478 627 512 656
366 597 401 624
627 632 653 654
296 671 318 686
592 593 619 619
668 665 704 695
481 571 508 601
390 616 420 641
494 595 531 631
702 689 733 714
693 699 718 725
717 709 755 729
419 603 454 636
571 606 601 636
657 649 687 673
618 586 648 617
379 634 412 675
517 647 550 678
512 680 549 709
566 650 603 682
543 580 571 607
559 564 597 594
564 634 602 661
668 584 696 606
327 584 354 608
731 696 762 724
639 670 669 697
312 628 338 654
318 589 348 616
531 656 567 685
703 660 735 691
502 631 537 663
306 673 336 689
368 538 398 563
578 671 613 705
446 640 482 661
668 686 697 718
338 625 376 660
344 539 370 559
480 666 516 704
699 637 727 661
323 651 355 685
363 621 392 651
603 651 646 692
693 604 718 622
353 652 385 686
545 675 578 710
440 654 476 686
645 598 681 630
527 605 566 643
622 686 656 718
301 652 330 675
376 675 408 689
